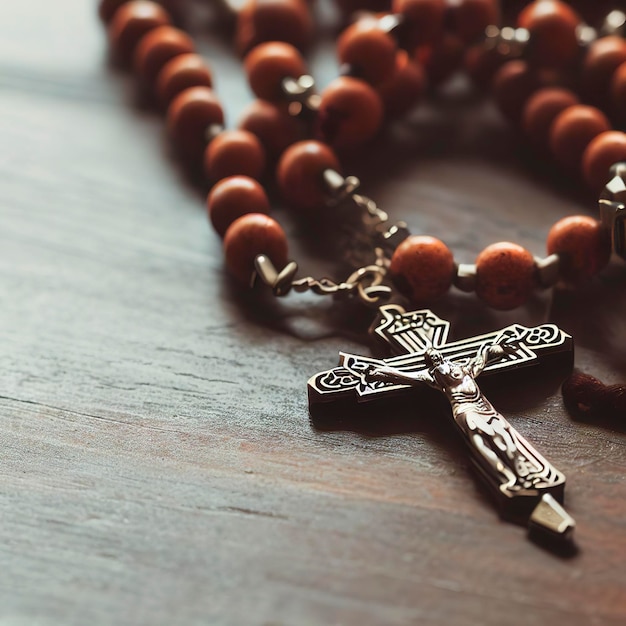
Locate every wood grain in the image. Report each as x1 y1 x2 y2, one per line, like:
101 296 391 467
0 1 625 625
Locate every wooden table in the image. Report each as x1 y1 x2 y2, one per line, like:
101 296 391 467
1 1 625 624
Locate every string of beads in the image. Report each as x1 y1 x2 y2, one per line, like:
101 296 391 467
99 0 626 418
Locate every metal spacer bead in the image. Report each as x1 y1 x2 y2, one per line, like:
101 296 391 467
599 162 626 259
600 10 626 37
281 75 320 115
205 123 225 145
454 264 476 293
535 254 561 289
323 169 361 205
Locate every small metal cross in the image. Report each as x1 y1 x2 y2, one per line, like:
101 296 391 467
309 305 576 544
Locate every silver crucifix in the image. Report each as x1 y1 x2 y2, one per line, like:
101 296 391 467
308 305 576 544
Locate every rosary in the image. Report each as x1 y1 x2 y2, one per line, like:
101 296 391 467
98 0 626 550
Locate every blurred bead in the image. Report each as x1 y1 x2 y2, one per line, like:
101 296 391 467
582 131 626 192
517 0 582 69
392 0 446 46
235 0 313 56
100 0 133 22
475 242 536 310
317 77 383 149
224 214 288 286
522 87 579 149
389 235 455 303
377 51 426 118
549 105 611 173
491 60 544 124
277 140 340 212
108 1 171 64
337 18 398 85
449 0 501 45
610 60 626 121
464 44 507 90
167 87 224 162
156 53 213 107
581 36 626 106
416 34 465 87
207 175 270 237
134 25 194 86
204 130 266 182
238 99 303 160
547 216 611 282
244 42 307 101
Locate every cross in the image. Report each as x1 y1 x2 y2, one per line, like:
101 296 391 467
308 305 576 544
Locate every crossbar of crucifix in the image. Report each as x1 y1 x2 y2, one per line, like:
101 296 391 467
308 305 575 544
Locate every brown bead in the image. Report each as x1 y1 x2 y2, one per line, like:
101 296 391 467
464 44 507 91
549 105 611 173
491 60 544 124
449 0 501 45
517 0 582 69
277 140 340 212
377 51 426 118
389 235 455 303
207 175 270 237
99 0 132 22
475 242 536 310
336 18 398 85
238 100 303 160
156 53 213 107
204 130 266 182
244 42 307 101
582 131 626 193
547 216 611 282
581 36 626 106
317 77 383 149
108 1 171 64
416 34 465 87
611 61 626 122
235 0 313 56
522 87 579 150
224 214 288 286
133 25 194 87
167 87 224 162
391 0 446 46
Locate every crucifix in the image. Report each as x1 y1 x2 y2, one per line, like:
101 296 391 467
308 305 576 544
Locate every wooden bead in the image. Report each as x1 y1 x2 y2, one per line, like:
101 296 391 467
167 87 224 162
391 0 446 46
549 105 611 173
475 242 536 310
108 1 171 64
244 42 307 101
491 60 543 124
238 99 303 160
522 87 579 150
207 176 270 237
582 131 626 193
517 0 581 69
277 140 340 212
204 130 266 182
133 25 194 86
581 36 626 106
377 51 426 118
99 0 132 23
610 61 626 121
416 34 465 87
317 77 383 149
336 18 398 85
389 236 455 303
224 214 288 286
547 216 611 282
235 0 313 56
156 53 213 107
449 0 501 45
464 44 507 91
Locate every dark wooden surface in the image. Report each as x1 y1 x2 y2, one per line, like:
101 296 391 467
1 1 626 624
